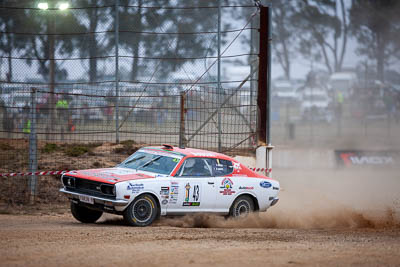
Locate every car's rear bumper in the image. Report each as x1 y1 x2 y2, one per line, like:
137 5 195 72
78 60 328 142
59 188 129 207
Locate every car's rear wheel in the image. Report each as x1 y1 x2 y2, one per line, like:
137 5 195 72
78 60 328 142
123 194 158 227
70 202 103 223
230 195 254 218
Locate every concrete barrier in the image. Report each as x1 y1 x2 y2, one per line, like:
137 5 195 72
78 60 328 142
235 147 399 171
235 147 335 170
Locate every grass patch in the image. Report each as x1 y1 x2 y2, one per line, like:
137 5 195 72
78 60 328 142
86 142 103 148
62 143 102 157
0 143 13 150
92 161 101 168
0 209 13 215
120 140 136 146
114 140 138 155
64 145 90 157
41 142 102 157
41 143 59 153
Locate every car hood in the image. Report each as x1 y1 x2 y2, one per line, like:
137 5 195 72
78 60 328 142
65 167 155 184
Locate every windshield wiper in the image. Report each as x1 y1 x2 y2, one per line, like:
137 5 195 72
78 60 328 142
137 156 162 170
120 155 145 166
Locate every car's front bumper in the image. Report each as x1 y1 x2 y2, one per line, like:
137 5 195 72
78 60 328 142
270 197 279 206
60 188 129 207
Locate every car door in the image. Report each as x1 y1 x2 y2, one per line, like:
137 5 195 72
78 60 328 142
167 158 216 214
212 158 237 212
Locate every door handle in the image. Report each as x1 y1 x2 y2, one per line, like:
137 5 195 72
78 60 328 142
208 182 214 185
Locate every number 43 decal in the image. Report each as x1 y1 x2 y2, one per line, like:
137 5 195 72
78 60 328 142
192 185 200 201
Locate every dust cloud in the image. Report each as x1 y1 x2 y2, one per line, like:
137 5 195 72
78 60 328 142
156 206 399 229
156 168 400 229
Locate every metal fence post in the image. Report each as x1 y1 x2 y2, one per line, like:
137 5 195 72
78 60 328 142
266 5 273 177
258 4 273 177
29 87 38 204
179 91 186 148
249 17 255 147
115 0 120 143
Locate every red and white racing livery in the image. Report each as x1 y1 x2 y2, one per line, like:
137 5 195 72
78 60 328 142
60 145 279 226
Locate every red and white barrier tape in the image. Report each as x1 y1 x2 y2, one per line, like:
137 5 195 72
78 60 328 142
0 170 68 177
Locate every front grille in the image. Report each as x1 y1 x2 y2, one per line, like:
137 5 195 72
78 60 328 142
63 175 115 200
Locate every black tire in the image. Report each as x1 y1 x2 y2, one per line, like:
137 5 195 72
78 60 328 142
70 202 103 223
123 194 158 227
229 195 255 218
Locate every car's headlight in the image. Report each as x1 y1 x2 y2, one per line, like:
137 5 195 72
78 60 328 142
62 176 75 188
100 184 115 196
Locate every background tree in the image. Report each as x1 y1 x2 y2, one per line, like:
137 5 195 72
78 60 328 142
293 0 348 74
77 0 109 83
21 4 86 81
350 0 400 82
0 4 27 82
271 1 298 79
115 0 225 82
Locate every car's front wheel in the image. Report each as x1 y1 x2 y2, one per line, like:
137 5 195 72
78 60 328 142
123 194 158 227
230 195 255 218
70 202 103 223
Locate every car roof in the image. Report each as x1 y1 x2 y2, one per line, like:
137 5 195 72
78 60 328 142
142 146 234 161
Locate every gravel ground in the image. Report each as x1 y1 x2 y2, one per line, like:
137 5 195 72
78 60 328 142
0 214 399 267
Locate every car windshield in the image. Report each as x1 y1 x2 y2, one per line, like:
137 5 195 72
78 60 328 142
118 150 182 175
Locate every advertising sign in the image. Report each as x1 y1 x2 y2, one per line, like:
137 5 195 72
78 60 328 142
335 150 399 167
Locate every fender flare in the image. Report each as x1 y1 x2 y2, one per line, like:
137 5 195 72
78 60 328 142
124 190 162 212
229 191 260 211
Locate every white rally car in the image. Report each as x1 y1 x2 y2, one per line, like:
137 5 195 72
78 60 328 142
60 145 280 226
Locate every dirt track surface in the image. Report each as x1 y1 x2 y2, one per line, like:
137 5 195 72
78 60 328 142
1 168 400 266
0 214 399 267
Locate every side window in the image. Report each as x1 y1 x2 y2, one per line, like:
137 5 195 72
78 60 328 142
176 158 212 177
212 158 233 176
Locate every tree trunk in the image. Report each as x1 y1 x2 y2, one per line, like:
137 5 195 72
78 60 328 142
130 1 142 81
282 40 290 79
376 32 385 82
131 45 140 81
319 40 332 74
5 22 12 82
89 0 98 83
333 0 339 72
7 49 12 82
338 0 347 72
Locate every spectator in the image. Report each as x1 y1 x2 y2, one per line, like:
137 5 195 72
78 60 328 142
56 97 69 140
22 102 30 135
335 91 344 119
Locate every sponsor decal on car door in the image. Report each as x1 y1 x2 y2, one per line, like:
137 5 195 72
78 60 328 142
167 178 216 213
167 157 216 213
214 176 236 210
212 158 236 211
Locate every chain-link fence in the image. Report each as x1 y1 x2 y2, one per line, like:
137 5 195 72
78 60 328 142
0 0 261 205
